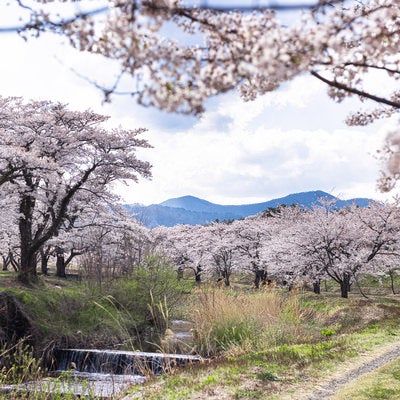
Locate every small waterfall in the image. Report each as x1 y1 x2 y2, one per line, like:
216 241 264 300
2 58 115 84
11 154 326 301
0 349 202 398
54 348 202 376
0 323 200 398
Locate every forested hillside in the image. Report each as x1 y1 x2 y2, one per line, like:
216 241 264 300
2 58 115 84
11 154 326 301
126 190 373 227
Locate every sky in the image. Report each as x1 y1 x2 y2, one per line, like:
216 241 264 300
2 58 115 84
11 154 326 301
0 2 397 206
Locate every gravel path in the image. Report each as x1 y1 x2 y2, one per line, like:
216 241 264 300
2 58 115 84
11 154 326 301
303 341 400 400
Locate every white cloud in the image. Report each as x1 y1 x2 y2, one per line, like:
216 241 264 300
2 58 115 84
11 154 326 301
117 93 392 205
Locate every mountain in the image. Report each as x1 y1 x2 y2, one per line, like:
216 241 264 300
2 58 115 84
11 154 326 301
124 203 242 228
126 190 374 228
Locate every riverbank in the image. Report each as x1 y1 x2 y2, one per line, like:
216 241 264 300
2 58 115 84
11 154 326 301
0 261 192 354
1 270 400 399
0 265 193 399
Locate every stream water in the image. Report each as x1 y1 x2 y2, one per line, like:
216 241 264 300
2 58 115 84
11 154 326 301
1 320 199 398
50 349 201 397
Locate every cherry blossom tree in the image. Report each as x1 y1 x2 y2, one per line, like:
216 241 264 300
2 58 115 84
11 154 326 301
198 221 241 286
76 215 152 282
46 196 152 278
0 96 151 284
261 206 309 289
230 215 279 288
152 223 206 282
7 1 399 120
353 201 400 292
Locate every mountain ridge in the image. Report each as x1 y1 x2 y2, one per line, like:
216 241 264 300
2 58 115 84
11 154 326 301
126 190 374 228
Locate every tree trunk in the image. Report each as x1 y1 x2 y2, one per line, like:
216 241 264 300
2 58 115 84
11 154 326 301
195 265 202 284
224 274 230 287
19 246 37 285
2 256 8 271
340 273 351 298
40 248 50 275
56 247 66 278
221 270 230 287
261 270 267 286
313 280 321 294
177 266 183 280
41 255 48 275
18 191 37 284
253 269 266 288
387 270 397 295
254 270 261 289
9 253 19 272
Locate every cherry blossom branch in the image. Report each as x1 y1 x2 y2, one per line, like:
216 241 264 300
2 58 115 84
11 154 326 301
1 0 339 34
143 1 335 13
0 5 108 34
310 70 400 109
341 62 400 76
60 60 141 103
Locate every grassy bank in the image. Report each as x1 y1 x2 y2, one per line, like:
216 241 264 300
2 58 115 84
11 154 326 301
125 288 400 399
0 257 192 355
332 357 400 400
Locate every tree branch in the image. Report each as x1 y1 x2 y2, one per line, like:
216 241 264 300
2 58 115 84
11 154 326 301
1 1 340 34
310 70 400 109
0 5 108 33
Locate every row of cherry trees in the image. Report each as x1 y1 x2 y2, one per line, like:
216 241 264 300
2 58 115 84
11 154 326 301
2 114 399 299
1 95 399 294
152 201 400 298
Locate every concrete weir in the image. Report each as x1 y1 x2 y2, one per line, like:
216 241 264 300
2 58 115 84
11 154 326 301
54 348 202 375
1 349 202 398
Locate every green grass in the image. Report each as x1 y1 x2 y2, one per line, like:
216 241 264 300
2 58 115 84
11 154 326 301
128 327 400 399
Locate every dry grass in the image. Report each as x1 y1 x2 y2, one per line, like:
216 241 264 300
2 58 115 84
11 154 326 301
188 287 308 357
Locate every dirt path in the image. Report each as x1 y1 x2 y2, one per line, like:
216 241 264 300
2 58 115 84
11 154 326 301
300 341 400 400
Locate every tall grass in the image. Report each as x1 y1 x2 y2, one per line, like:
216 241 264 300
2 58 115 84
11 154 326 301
190 288 311 357
0 341 42 385
0 341 98 399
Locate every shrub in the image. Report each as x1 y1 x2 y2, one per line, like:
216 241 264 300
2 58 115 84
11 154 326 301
107 255 193 340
